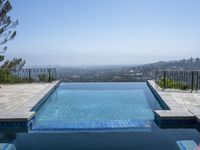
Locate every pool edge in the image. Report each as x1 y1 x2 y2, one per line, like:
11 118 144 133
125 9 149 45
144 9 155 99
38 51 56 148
147 80 197 128
0 81 61 132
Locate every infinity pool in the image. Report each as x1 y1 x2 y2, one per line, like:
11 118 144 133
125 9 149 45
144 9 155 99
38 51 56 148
1 82 200 150
32 82 163 131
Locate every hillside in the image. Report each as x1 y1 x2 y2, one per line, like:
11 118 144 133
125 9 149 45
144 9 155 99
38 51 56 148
57 57 200 82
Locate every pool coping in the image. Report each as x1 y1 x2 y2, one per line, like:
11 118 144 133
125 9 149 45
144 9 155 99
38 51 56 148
0 81 60 130
147 80 197 127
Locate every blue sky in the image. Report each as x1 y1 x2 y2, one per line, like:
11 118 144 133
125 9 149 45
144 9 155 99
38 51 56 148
4 0 200 66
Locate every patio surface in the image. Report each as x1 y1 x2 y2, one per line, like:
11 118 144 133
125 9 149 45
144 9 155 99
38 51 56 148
147 80 200 122
0 81 59 122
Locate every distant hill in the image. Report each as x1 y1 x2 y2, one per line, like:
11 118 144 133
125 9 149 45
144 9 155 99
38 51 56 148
139 57 200 71
30 57 200 82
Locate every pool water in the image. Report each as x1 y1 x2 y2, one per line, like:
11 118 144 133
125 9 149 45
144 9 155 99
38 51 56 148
1 123 200 150
36 90 153 121
32 82 163 131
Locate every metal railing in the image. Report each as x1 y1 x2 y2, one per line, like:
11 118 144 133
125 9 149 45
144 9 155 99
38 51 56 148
0 68 57 83
155 70 200 92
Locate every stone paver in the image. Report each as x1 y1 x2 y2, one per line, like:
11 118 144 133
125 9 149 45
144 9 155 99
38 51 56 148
0 81 59 122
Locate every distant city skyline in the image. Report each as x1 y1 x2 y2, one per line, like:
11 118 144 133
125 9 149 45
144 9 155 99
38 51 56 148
4 0 200 66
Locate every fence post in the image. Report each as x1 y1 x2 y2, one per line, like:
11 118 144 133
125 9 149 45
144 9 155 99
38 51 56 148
196 72 198 91
48 68 51 82
163 71 166 90
28 69 31 83
191 71 194 92
55 68 57 80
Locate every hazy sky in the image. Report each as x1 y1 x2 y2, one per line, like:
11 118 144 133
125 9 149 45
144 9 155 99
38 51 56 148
4 0 200 66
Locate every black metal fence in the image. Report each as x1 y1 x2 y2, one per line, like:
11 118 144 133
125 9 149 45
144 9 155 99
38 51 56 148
155 70 200 92
0 68 57 83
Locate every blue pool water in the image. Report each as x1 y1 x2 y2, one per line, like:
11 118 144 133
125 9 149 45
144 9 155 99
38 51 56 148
32 82 163 131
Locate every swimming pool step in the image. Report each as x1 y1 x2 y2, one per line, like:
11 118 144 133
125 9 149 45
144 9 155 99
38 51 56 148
176 140 198 150
154 110 196 128
31 120 152 132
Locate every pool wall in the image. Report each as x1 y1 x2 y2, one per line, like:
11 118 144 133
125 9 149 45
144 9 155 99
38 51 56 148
28 81 61 131
31 82 60 111
146 81 170 110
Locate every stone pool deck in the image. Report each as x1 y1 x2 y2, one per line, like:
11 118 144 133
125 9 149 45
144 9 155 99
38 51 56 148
0 81 59 124
147 80 200 125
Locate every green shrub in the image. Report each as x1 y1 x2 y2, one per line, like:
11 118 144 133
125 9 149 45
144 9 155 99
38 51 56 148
157 78 190 90
0 69 22 84
39 74 49 82
38 73 55 82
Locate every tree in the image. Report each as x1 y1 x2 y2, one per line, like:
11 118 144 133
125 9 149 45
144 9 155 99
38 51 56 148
1 58 25 71
0 58 25 83
0 0 18 62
